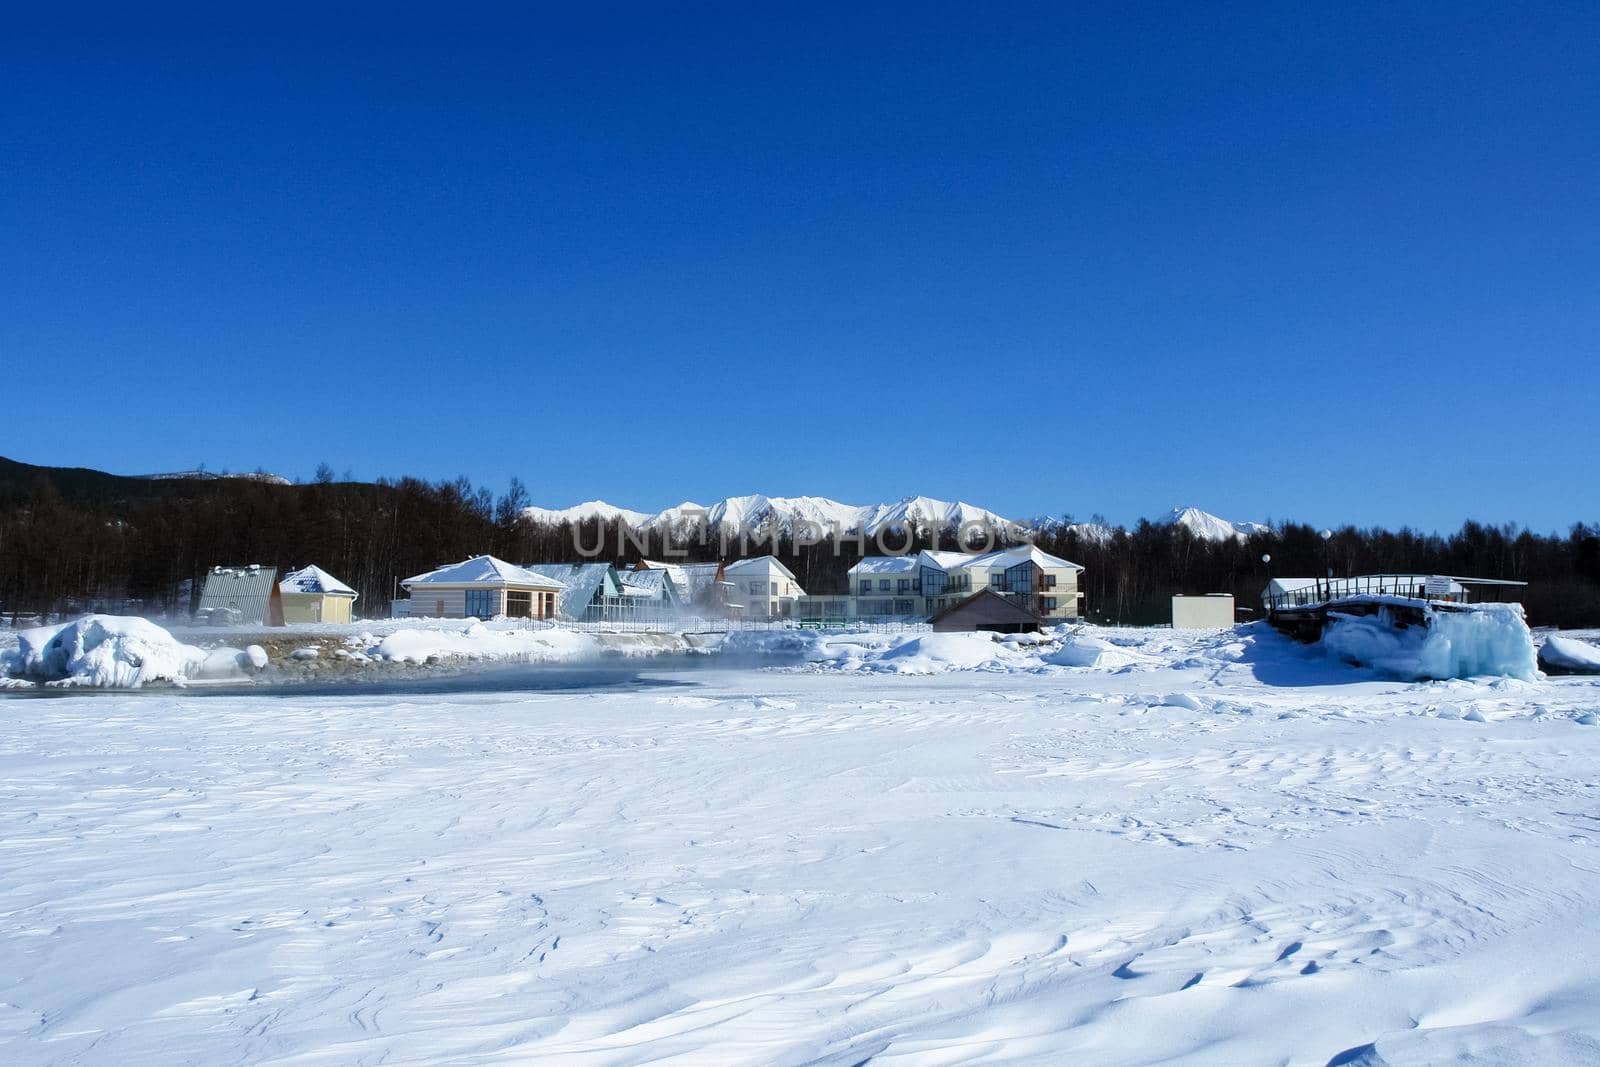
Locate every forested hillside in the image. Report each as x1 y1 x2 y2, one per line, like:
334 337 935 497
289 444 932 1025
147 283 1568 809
2 457 1597 626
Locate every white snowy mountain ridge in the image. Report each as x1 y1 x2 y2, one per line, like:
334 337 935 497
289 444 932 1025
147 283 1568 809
522 496 1269 542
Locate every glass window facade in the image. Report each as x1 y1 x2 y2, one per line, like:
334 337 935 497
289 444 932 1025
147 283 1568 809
1004 562 1034 593
464 588 497 618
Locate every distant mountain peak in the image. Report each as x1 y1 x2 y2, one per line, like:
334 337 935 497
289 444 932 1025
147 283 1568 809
1158 506 1269 542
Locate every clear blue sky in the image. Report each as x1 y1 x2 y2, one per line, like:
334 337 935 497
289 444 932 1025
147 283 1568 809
3 3 1595 532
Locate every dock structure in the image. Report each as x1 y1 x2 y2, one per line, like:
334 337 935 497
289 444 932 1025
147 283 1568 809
1264 574 1527 641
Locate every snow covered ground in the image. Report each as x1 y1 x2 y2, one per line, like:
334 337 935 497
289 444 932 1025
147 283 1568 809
2 627 1600 1064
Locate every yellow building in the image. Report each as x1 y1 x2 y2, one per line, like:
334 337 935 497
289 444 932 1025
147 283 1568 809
279 565 358 624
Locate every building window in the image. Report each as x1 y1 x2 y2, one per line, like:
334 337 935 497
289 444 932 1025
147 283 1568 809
1041 597 1057 613
921 566 947 596
1041 574 1057 590
859 580 872 595
879 579 891 591
505 591 532 618
894 599 914 615
989 573 1005 589
897 578 911 593
1004 562 1033 594
749 580 765 595
770 581 778 595
464 588 497 618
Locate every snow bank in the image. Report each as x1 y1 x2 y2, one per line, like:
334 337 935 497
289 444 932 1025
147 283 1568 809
0 616 275 688
1042 633 1149 669
1323 604 1537 681
873 633 1012 674
2 615 209 688
373 623 600 665
1541 634 1600 673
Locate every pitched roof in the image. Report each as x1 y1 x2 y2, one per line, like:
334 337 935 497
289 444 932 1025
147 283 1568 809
279 564 356 597
961 544 1084 572
196 565 279 624
402 556 566 591
721 555 801 583
929 588 1041 626
618 568 680 601
848 555 920 575
522 563 618 617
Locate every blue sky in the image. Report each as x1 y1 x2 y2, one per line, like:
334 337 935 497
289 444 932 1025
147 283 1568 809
3 4 1596 532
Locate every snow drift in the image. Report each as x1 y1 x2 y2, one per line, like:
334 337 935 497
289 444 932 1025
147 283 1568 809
2 615 210 688
373 623 600 665
1540 634 1600 673
0 616 271 688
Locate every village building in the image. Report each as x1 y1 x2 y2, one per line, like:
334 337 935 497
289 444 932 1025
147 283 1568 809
523 563 628 620
721 556 806 618
845 545 1085 623
195 564 278 625
400 556 565 620
637 560 737 614
279 565 358 624
618 566 684 611
929 588 1043 633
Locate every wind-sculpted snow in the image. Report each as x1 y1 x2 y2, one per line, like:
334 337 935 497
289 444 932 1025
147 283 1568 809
1541 633 1600 673
2 655 1598 1063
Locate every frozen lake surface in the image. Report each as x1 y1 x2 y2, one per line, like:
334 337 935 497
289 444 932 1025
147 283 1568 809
3 631 1600 1064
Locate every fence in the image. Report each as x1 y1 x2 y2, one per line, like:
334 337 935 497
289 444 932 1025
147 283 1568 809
514 616 931 635
1263 575 1526 615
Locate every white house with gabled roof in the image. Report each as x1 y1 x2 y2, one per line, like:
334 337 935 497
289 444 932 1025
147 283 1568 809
721 556 806 618
401 556 565 620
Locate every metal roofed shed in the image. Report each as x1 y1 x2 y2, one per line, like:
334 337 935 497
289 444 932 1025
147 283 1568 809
196 565 279 626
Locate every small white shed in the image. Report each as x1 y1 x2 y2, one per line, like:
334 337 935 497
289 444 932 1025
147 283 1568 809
1172 594 1235 629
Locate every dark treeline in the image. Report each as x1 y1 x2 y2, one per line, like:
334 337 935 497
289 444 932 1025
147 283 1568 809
1031 520 1600 628
2 457 1597 626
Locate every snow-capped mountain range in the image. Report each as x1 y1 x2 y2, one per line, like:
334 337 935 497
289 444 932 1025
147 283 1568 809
522 496 1270 543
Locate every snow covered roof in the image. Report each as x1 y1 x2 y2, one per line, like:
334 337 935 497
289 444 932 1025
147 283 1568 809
961 544 1085 572
618 568 679 602
523 563 618 617
722 555 801 583
196 565 279 625
848 556 920 575
279 565 356 598
917 550 978 569
402 556 566 591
